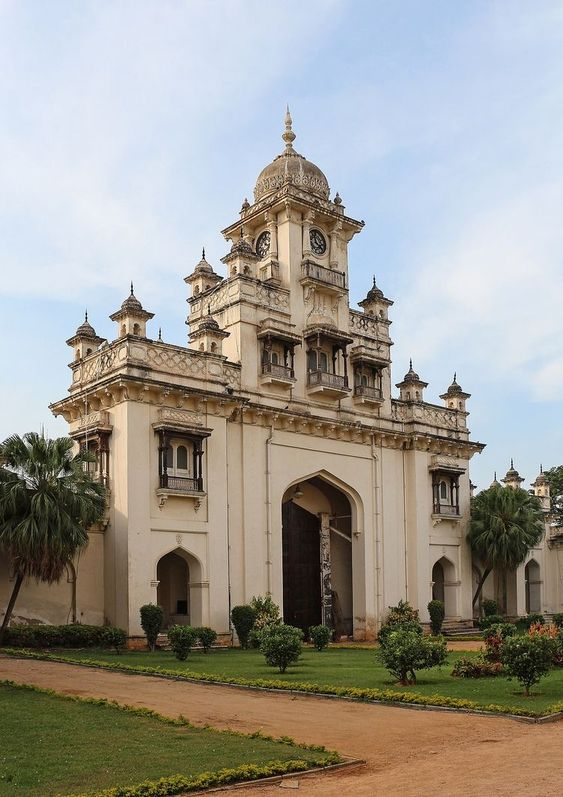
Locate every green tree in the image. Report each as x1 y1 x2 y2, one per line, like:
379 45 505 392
468 485 544 612
543 465 563 528
0 432 106 645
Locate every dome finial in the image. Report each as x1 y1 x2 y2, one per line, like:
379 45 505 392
85 309 88 322
282 105 296 150
158 327 162 342
202 247 205 260
494 470 497 481
409 358 413 370
510 457 514 469
540 463 543 474
453 371 457 382
130 281 134 296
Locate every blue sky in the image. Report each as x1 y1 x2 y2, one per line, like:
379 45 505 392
1 0 562 491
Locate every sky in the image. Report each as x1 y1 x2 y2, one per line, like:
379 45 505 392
0 0 562 492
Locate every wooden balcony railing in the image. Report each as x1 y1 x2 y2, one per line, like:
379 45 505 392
307 370 349 390
159 474 203 492
261 362 294 379
354 384 383 400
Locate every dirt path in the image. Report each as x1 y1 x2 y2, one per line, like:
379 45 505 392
1 655 562 796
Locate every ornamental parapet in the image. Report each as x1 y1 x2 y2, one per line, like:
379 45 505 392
391 399 470 438
349 309 391 341
68 338 241 393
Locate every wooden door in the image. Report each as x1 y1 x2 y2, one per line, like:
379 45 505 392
282 500 321 632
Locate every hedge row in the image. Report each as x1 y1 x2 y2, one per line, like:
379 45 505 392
4 624 112 648
7 648 563 718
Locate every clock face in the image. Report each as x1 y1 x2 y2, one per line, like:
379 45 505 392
256 230 271 258
310 229 326 256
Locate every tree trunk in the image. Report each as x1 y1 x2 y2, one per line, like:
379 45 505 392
0 572 24 646
472 567 491 608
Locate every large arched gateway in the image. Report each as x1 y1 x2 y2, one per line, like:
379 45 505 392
281 476 354 638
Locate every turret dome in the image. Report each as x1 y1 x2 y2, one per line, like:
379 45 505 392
75 311 98 339
253 108 330 202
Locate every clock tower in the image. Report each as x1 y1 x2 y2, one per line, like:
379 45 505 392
185 109 371 405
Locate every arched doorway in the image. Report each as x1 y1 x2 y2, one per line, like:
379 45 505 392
281 477 353 637
525 560 541 614
156 549 203 628
431 557 457 618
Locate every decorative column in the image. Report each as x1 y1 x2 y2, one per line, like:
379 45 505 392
319 512 332 628
266 212 278 258
302 211 314 258
329 221 342 268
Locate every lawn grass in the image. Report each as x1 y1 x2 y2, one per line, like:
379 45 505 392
0 682 336 797
47 646 563 715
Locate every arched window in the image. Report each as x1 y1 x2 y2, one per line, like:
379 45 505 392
439 481 448 501
271 351 279 365
75 349 80 361
194 285 200 296
133 323 141 335
307 350 317 371
121 324 126 336
210 341 217 353
176 445 188 471
166 447 174 469
319 351 328 372
86 348 92 356
361 373 368 386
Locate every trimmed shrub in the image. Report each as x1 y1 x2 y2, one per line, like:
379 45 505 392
168 625 198 661
427 600 445 635
478 614 505 630
523 612 545 629
482 599 498 617
260 624 303 673
250 595 281 630
500 634 555 695
552 613 563 629
378 601 422 646
100 627 127 654
452 656 503 678
378 629 447 685
196 626 217 653
140 604 164 652
3 624 105 648
231 605 256 649
248 628 263 649
309 624 332 651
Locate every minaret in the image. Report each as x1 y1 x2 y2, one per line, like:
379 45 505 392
501 459 525 489
66 312 104 361
490 471 501 488
440 373 471 412
396 360 428 403
184 249 223 298
109 284 154 339
532 465 551 511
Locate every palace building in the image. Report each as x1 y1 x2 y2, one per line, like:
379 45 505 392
3 111 562 637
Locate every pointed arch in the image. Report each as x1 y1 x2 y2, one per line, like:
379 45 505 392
155 547 204 628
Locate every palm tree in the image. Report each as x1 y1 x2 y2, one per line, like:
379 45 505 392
468 485 545 612
0 432 106 644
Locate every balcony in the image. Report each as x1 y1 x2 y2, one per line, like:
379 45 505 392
159 474 203 493
432 503 461 521
307 369 350 398
261 361 295 387
300 261 346 294
353 384 383 404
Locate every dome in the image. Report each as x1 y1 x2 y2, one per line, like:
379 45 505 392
364 276 384 302
75 311 97 339
121 283 144 313
194 248 214 274
445 373 463 395
403 359 421 383
198 313 220 331
253 109 330 202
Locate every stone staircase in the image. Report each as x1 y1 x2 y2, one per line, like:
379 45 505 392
440 619 478 637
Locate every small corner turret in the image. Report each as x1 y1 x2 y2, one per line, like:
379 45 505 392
66 311 105 361
109 283 154 339
501 459 525 489
184 248 223 298
220 230 260 279
532 465 551 510
358 276 393 321
396 359 428 403
188 306 229 356
440 373 471 412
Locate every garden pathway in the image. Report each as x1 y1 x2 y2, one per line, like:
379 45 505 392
1 655 562 796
